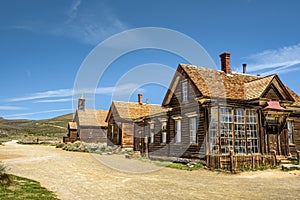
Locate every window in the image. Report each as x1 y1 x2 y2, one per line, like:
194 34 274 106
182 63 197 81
182 81 188 102
246 110 258 154
175 120 181 143
103 129 107 138
111 125 114 139
234 108 246 154
189 117 197 144
162 121 167 143
209 107 219 154
287 120 294 144
150 123 154 144
208 107 259 155
89 129 93 138
220 107 233 154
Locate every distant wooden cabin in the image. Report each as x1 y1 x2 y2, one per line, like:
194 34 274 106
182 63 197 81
64 122 79 143
135 52 300 169
105 94 165 149
65 96 108 143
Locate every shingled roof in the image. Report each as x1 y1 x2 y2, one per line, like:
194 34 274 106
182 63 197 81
68 122 77 130
106 101 166 121
76 109 108 127
163 64 300 105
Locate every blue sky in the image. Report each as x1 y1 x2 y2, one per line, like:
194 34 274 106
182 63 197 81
1 0 300 119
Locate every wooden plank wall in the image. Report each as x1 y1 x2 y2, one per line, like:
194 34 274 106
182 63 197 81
79 127 107 143
290 116 300 156
148 70 206 159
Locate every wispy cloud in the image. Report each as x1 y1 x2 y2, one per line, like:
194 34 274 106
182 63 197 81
0 106 26 111
13 1 128 45
245 43 300 75
68 0 81 20
34 98 72 103
8 89 73 102
7 83 141 103
4 109 72 118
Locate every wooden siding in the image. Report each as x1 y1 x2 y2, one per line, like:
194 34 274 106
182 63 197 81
289 115 300 156
107 106 134 148
149 70 206 158
263 86 283 100
79 127 107 143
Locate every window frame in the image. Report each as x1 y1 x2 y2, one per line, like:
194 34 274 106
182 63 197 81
161 121 167 144
287 120 294 145
149 123 155 144
208 107 259 155
111 125 114 139
189 117 197 144
175 119 182 143
182 81 188 102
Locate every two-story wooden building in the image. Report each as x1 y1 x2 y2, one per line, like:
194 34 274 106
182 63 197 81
135 52 300 168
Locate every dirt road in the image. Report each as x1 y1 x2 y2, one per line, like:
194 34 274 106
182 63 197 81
1 141 300 200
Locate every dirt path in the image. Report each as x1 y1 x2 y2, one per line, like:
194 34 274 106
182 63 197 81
1 141 300 200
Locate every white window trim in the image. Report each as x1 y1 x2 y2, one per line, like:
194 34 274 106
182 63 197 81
111 125 114 139
175 119 181 143
189 117 197 144
287 120 294 145
182 81 188 102
149 122 155 144
162 121 167 144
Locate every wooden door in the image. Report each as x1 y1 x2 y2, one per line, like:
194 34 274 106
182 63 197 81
267 125 278 153
269 134 277 153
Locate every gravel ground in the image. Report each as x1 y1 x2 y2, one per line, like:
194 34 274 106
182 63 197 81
1 141 300 200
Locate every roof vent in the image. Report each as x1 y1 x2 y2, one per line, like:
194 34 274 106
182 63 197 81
243 64 247 74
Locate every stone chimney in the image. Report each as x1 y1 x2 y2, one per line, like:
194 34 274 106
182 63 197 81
138 94 143 105
220 52 231 74
78 95 85 112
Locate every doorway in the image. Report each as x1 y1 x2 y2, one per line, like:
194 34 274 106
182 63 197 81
267 125 279 153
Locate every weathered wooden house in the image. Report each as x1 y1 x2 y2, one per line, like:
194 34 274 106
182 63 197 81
106 94 166 149
136 52 300 169
64 122 79 143
65 96 108 143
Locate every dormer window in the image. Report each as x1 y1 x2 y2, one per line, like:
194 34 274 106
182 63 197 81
182 81 188 102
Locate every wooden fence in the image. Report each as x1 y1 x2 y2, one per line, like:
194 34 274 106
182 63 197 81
207 150 278 171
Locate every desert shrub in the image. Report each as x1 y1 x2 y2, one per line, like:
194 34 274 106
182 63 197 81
55 142 64 148
0 162 13 185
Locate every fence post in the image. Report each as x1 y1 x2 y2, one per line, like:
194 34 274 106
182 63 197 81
251 153 254 169
297 151 300 165
271 150 277 166
230 150 235 172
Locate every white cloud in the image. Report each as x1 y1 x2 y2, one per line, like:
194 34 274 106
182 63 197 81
68 0 81 20
245 43 300 75
8 89 73 102
4 109 72 118
34 98 72 103
7 83 141 102
0 106 26 111
13 1 128 45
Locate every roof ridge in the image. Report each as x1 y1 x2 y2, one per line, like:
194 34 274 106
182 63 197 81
112 100 162 106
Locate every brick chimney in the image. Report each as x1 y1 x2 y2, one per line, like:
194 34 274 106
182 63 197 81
138 94 143 105
220 52 231 74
